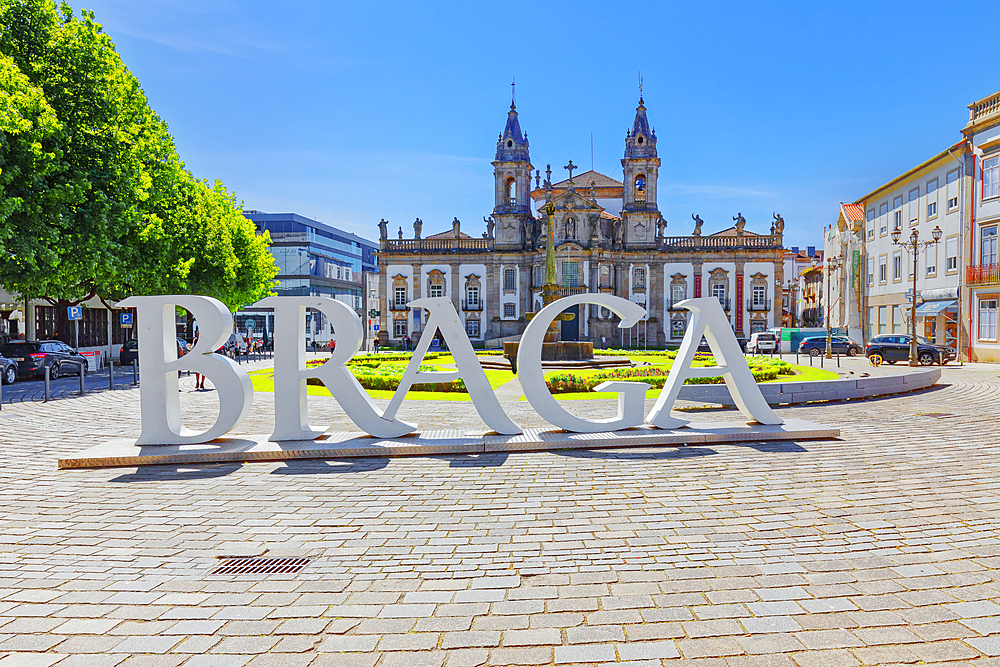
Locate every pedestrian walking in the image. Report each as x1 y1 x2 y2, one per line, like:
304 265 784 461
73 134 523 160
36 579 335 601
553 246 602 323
373 338 380 354
192 331 204 389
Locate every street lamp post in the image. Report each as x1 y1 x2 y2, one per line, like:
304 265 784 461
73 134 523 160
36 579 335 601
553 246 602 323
785 278 799 327
825 256 844 359
891 224 942 366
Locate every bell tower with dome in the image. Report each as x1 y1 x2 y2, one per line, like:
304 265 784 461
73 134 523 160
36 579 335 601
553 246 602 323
491 101 534 250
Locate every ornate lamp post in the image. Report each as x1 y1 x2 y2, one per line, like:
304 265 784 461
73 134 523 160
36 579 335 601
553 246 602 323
824 256 844 359
891 223 942 366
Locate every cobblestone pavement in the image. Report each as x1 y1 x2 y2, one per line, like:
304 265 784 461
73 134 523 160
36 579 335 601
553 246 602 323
1 358 999 665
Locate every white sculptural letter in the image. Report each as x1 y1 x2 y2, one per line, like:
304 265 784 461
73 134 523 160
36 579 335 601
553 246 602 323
646 297 783 429
254 296 416 440
118 295 254 445
382 297 521 435
517 294 650 432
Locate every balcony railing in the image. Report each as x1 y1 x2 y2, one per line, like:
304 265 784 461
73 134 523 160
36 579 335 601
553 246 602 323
967 264 1000 285
389 301 409 311
382 237 494 253
969 90 1000 126
461 298 483 311
660 234 782 250
746 298 771 312
556 285 589 297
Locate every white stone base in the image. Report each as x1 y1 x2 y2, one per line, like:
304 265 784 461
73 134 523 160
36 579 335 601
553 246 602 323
58 419 840 469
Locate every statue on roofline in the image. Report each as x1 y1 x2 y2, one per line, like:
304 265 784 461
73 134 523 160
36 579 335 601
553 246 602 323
378 218 388 240
733 212 746 234
692 213 703 236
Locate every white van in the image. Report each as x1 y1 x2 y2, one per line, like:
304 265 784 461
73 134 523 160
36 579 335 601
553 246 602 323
747 331 777 355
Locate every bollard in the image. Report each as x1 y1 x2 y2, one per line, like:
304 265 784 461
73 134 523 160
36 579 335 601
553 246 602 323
0 370 3 410
820 354 824 368
132 360 138 385
79 362 85 396
836 352 840 368
809 353 813 367
108 359 114 390
44 365 50 402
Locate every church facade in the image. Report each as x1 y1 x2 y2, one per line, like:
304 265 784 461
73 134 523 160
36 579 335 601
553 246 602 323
377 98 787 348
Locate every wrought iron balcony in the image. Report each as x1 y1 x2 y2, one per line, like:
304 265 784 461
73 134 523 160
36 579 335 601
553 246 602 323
746 298 771 312
461 298 483 311
389 301 409 311
967 264 1000 286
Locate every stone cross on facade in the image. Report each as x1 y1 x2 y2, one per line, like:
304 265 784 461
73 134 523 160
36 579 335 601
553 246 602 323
564 160 578 182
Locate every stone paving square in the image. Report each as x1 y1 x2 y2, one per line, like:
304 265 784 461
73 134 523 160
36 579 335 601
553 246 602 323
1 358 1000 665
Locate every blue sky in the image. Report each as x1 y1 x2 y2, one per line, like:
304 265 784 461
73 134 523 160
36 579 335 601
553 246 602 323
81 0 999 248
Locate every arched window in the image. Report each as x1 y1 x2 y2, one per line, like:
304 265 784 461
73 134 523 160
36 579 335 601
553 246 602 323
600 265 611 288
634 175 646 203
506 177 516 205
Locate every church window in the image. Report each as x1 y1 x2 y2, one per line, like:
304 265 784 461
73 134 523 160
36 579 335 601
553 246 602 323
562 261 579 288
504 268 516 290
599 265 611 288
633 267 645 289
504 302 516 318
506 177 516 205
634 175 646 203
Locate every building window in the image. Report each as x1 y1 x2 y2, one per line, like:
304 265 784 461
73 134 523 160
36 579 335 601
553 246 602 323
561 261 579 288
394 286 407 307
926 245 936 275
879 258 887 283
752 286 766 307
634 174 646 202
466 286 480 308
867 258 874 286
503 268 516 290
893 254 902 281
394 319 407 337
670 319 685 338
979 299 998 341
506 177 516 205
947 169 960 210
983 226 998 266
466 318 480 337
878 305 886 334
984 156 999 200
927 201 937 218
712 283 726 306
879 202 888 235
893 195 903 229
671 284 685 304
946 236 958 272
429 284 444 298
599 265 611 288
503 302 516 318
909 187 920 224
867 208 875 239
633 267 645 289
750 320 767 333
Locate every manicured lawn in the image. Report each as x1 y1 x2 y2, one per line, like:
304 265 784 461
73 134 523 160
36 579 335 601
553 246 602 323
249 352 838 402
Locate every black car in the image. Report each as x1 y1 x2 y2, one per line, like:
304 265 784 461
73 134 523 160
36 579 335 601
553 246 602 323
798 335 863 357
119 338 188 366
0 354 16 385
865 334 956 366
0 340 88 378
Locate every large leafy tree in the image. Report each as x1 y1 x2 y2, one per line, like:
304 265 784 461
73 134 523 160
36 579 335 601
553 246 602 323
0 0 276 338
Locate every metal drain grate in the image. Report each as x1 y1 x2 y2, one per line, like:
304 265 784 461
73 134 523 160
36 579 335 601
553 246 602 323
210 557 311 575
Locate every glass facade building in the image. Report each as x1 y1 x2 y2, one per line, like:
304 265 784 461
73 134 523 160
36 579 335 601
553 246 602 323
240 211 379 344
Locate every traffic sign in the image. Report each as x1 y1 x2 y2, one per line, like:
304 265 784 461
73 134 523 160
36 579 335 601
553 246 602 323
120 312 133 328
369 309 378 318
67 306 82 321
374 324 379 331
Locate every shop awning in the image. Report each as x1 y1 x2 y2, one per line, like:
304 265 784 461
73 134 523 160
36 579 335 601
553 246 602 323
915 300 957 317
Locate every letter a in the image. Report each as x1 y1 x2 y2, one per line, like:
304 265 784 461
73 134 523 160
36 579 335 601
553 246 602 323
119 295 254 444
382 297 521 435
646 297 783 429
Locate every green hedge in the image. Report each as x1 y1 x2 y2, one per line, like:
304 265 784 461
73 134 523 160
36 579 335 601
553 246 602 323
545 365 784 394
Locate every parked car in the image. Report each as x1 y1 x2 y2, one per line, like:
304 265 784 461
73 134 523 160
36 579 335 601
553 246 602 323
0 340 88 378
865 334 956 366
747 331 778 354
0 354 17 385
119 338 187 366
798 335 863 357
224 332 248 355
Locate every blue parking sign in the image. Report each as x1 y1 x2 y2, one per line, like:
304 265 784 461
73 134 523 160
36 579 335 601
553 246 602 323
120 312 133 328
67 306 82 321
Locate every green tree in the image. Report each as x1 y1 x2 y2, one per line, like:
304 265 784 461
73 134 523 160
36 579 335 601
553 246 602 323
0 0 276 337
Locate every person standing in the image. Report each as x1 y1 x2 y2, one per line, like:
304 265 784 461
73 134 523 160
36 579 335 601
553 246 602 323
373 337 380 354
192 331 204 390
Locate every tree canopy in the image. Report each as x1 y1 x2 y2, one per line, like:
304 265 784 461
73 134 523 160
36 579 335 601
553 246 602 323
0 0 276 317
